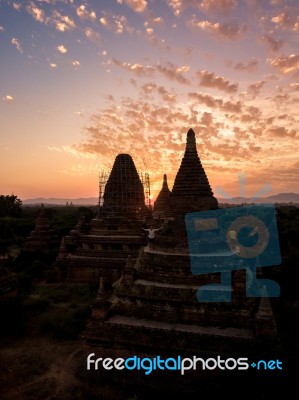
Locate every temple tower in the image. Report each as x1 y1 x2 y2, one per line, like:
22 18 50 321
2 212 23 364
103 154 146 218
171 128 218 215
56 154 147 283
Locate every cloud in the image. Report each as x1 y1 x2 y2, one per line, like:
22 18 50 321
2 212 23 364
156 62 191 85
196 70 238 92
11 37 23 53
100 14 132 34
13 3 22 11
121 0 147 13
57 44 67 54
268 54 299 74
112 59 155 77
84 27 101 44
247 80 266 98
26 3 76 32
3 95 14 102
76 4 96 20
268 126 297 138
189 91 221 108
152 17 163 24
26 2 46 23
191 18 246 40
232 58 258 72
200 0 237 13
53 11 76 32
49 63 57 68
139 82 177 103
72 60 80 68
260 34 284 52
114 15 131 33
74 95 221 194
188 91 242 113
200 111 213 126
271 11 299 32
290 83 299 91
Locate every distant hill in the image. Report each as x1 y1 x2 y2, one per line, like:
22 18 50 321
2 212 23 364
22 197 98 205
217 192 299 204
22 193 299 206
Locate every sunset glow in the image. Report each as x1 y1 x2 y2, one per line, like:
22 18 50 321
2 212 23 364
0 0 298 201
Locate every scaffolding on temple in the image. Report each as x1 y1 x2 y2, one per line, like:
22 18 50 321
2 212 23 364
140 172 152 210
98 170 109 215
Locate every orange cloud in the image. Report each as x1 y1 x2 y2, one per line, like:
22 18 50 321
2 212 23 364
84 27 101 44
57 44 67 54
260 34 284 52
191 18 246 40
26 2 45 23
3 95 14 102
53 11 76 32
196 70 238 92
268 126 297 138
247 80 266 98
271 11 299 31
112 59 154 77
76 4 96 20
200 0 237 13
123 0 147 13
11 37 23 53
232 58 258 72
156 62 191 85
268 54 299 73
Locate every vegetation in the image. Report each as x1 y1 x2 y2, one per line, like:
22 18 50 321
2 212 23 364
0 194 22 217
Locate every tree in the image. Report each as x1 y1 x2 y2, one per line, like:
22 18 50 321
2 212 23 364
0 194 22 217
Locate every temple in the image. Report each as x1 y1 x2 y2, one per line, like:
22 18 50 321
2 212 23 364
153 174 171 218
85 129 278 392
25 205 58 253
55 154 147 283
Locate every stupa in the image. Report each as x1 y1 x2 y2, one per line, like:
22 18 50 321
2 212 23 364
171 128 218 215
102 153 146 217
55 154 147 283
25 205 58 253
153 174 172 218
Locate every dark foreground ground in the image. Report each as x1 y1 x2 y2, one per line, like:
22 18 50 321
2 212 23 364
0 284 298 400
0 205 298 399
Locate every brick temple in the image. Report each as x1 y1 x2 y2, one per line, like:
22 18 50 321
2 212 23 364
55 154 148 283
85 129 279 392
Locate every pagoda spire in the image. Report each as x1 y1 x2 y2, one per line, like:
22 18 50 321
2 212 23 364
154 174 171 216
186 128 196 152
170 128 218 214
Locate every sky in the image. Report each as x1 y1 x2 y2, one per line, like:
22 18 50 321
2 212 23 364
0 0 298 202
